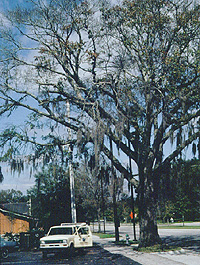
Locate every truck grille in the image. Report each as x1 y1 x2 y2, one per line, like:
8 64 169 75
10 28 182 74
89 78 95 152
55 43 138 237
45 240 63 244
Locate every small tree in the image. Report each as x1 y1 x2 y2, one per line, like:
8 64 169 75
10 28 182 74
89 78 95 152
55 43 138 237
171 159 200 221
174 194 191 226
28 164 71 231
0 189 27 203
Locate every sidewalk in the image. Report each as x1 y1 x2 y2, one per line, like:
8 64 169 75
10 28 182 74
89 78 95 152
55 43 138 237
93 235 200 265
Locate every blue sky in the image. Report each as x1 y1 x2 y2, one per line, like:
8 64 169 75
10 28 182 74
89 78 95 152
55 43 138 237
0 111 36 194
0 0 36 194
0 0 30 10
1 162 35 193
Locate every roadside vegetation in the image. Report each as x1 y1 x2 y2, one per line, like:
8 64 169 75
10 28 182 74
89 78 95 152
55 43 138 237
138 245 182 253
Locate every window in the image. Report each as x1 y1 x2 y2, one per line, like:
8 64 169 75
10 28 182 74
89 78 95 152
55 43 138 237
49 227 73 235
78 227 89 235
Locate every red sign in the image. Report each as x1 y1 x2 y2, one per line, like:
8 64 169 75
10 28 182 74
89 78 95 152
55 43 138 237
129 211 133 219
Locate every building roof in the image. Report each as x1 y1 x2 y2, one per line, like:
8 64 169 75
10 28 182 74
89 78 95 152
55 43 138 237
1 202 29 215
0 206 35 223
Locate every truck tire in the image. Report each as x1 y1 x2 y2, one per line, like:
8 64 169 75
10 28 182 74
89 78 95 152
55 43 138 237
1 248 9 259
69 243 75 256
42 251 47 259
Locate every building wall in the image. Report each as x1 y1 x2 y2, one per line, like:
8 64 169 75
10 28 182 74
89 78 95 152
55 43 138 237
0 212 29 234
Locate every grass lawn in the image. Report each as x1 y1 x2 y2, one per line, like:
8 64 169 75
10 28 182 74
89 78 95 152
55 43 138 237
158 225 200 229
93 232 116 239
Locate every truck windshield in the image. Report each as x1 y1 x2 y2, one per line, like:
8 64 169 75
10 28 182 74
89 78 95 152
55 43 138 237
49 227 73 235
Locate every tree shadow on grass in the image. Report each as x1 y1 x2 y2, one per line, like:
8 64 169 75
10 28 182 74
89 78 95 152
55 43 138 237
162 235 200 252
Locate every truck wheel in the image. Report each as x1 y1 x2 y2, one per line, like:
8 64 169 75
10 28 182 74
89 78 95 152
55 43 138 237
42 251 47 259
69 243 75 256
2 248 9 259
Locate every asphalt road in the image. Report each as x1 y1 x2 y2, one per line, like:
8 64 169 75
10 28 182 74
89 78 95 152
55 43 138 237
93 222 200 250
1 246 141 265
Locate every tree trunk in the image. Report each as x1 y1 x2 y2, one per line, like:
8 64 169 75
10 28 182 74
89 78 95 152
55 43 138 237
113 181 120 242
138 170 161 247
97 208 101 233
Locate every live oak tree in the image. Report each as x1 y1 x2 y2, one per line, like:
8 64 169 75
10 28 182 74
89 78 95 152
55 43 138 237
101 0 200 246
0 0 199 247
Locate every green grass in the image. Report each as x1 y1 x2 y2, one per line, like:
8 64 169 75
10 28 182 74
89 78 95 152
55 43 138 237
138 244 182 253
93 232 116 239
114 240 181 253
158 225 200 229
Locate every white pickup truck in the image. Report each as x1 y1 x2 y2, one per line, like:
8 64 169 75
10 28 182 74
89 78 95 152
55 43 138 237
40 223 93 258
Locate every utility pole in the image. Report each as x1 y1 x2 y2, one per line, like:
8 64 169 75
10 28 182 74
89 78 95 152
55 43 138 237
109 135 119 242
67 101 77 224
28 197 32 216
128 156 137 241
128 121 137 241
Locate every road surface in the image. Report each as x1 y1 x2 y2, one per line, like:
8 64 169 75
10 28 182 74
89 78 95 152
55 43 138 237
1 245 141 265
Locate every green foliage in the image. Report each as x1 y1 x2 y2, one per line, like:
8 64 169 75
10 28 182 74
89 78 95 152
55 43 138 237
174 195 191 219
93 233 115 239
171 159 200 221
29 162 111 230
28 164 71 231
158 159 200 222
75 161 111 223
138 244 181 253
102 193 138 223
0 189 27 203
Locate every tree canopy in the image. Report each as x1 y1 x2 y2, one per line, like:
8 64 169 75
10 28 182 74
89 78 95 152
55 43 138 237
28 164 71 231
0 0 199 247
0 189 26 203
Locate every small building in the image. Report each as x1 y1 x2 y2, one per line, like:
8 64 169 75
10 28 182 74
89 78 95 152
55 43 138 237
0 206 34 234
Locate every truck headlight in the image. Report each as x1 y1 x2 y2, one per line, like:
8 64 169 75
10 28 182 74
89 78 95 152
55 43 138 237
40 240 45 244
63 240 67 243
